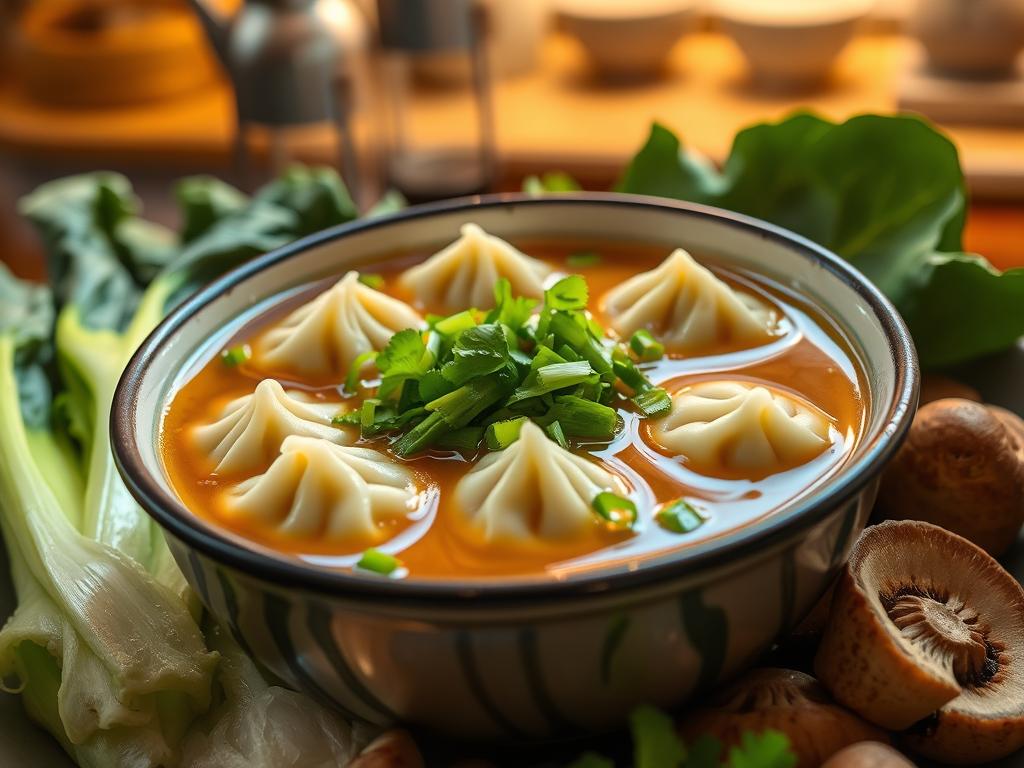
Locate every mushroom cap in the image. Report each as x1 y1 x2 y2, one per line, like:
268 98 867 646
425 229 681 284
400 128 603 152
821 742 917 768
875 399 1024 556
919 375 981 406
815 520 1024 761
680 668 887 767
348 730 424 768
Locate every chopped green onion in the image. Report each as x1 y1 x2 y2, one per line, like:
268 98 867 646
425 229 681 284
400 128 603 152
629 329 665 361
633 387 671 418
334 410 361 426
358 273 386 290
544 395 618 440
549 313 613 378
656 499 707 534
485 417 528 450
509 360 594 403
545 420 569 449
344 350 378 393
567 251 601 268
434 310 477 337
612 348 650 391
436 426 484 454
392 411 450 456
592 492 638 531
429 377 508 428
355 548 402 576
360 398 381 430
220 344 251 367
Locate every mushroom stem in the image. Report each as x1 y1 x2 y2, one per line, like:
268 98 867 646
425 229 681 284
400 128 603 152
821 742 917 768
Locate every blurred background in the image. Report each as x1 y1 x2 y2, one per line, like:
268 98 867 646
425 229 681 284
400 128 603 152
0 0 1022 279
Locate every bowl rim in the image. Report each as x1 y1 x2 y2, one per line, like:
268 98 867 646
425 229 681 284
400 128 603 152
111 192 919 606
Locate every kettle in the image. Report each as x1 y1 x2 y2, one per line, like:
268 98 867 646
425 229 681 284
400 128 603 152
186 0 371 187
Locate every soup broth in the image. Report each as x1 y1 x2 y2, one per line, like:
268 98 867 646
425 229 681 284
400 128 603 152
162 239 867 580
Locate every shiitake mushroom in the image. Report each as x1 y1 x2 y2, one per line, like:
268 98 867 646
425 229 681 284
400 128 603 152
816 520 1024 763
821 742 916 768
918 375 981 406
680 668 887 767
876 398 1024 556
349 730 424 768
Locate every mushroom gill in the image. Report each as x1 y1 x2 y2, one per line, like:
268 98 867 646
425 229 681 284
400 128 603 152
681 668 887 767
816 521 1024 763
875 399 1024 556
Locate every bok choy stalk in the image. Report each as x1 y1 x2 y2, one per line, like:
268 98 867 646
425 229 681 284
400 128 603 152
5 168 400 767
0 264 216 767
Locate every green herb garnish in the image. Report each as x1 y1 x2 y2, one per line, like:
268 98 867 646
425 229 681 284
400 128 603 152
567 251 601 268
592 492 638 530
630 329 664 361
220 344 251 366
357 274 670 456
355 548 402 576
485 416 528 450
656 499 707 534
344 349 378 393
358 273 385 290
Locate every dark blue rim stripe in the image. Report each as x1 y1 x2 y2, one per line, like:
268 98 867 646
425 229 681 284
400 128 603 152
263 592 344 712
518 628 579 735
455 631 527 739
778 547 797 635
829 501 860 569
215 569 253 658
112 192 918 606
679 588 727 692
306 603 398 722
186 549 212 608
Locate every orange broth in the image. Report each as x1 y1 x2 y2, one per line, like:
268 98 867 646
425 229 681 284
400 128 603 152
161 241 867 580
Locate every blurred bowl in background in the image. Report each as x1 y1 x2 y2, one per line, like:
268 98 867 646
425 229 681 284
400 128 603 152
556 0 699 81
909 0 1024 79
715 0 873 91
12 0 219 108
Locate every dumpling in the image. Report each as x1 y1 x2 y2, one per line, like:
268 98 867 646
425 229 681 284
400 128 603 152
601 249 777 353
193 379 352 475
650 381 832 477
224 436 419 540
256 271 423 377
398 223 552 311
455 422 628 541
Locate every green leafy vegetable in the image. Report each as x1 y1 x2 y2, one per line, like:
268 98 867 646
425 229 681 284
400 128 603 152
617 114 1020 368
728 731 798 768
523 171 582 196
631 705 687 768
176 176 248 244
255 165 358 237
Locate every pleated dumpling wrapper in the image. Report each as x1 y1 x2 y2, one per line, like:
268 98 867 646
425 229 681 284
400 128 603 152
224 436 419 540
398 223 553 311
651 381 832 478
256 271 424 377
193 379 352 475
456 422 628 541
601 249 777 353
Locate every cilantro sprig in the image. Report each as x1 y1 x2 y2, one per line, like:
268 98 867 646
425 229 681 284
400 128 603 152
348 275 671 457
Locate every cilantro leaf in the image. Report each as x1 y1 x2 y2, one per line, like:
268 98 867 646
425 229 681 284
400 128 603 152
631 705 687 768
728 731 797 768
487 277 537 332
440 323 513 386
545 274 589 311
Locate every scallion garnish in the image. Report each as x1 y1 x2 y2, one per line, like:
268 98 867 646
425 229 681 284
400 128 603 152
629 329 665 361
656 499 707 534
344 350 378 393
485 416 528 450
355 548 402 576
220 344 251 367
357 273 669 456
592 492 638 530
358 273 386 290
567 251 601 268
545 420 569 449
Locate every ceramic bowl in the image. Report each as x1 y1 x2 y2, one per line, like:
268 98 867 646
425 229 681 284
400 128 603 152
112 194 918 740
556 0 698 79
715 0 873 90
